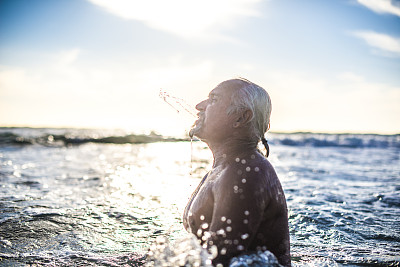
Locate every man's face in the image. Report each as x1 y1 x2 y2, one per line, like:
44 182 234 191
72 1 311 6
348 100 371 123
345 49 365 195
190 81 238 142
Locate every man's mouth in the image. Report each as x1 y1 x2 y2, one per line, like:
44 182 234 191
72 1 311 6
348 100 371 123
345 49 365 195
189 113 204 138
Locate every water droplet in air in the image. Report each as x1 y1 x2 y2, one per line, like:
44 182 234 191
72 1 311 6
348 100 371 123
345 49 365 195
255 167 260 172
241 159 246 164
221 216 226 222
200 215 205 220
241 233 249 239
242 178 247 183
220 247 227 255
237 169 243 175
201 223 209 229
243 219 248 224
246 167 251 172
227 219 232 224
237 245 244 251
251 154 255 159
244 210 249 216
226 226 232 232
235 158 240 162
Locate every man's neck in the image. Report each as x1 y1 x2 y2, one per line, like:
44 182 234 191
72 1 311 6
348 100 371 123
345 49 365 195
208 137 258 168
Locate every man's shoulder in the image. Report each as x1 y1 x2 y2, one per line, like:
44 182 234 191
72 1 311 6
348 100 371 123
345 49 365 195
218 154 275 187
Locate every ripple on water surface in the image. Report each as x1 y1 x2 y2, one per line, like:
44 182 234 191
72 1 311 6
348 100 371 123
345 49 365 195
0 130 399 266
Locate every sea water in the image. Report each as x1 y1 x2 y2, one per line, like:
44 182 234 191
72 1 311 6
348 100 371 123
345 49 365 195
0 128 399 266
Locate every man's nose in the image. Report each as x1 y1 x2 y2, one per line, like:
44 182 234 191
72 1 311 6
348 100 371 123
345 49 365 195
195 99 207 111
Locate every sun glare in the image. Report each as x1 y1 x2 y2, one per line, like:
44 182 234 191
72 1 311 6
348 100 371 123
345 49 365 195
88 0 261 38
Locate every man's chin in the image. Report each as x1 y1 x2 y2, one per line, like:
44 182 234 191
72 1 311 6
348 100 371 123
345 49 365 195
189 125 202 139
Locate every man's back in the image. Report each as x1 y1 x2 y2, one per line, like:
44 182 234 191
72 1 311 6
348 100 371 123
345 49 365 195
184 151 290 266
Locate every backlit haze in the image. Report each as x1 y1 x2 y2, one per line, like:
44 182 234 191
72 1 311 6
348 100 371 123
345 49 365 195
1 0 399 136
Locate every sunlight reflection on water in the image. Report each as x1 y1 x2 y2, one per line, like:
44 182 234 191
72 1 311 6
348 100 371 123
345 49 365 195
1 131 399 266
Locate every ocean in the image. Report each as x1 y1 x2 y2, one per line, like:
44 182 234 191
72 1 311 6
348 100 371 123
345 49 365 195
0 127 399 266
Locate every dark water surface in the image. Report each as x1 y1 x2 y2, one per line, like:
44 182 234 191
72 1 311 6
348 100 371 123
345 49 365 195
0 128 399 266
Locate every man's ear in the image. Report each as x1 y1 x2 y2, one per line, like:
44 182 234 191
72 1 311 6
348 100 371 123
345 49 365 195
233 110 253 128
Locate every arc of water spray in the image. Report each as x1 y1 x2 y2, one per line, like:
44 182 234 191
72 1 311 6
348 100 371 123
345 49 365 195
159 89 197 118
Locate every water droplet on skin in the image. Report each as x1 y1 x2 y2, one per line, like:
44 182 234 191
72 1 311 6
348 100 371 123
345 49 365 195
237 245 244 251
216 229 225 235
221 216 226 222
242 178 247 183
243 219 248 224
200 215 205 220
244 210 249 216
226 226 232 232
210 245 218 258
246 166 251 172
255 167 260 172
227 219 232 224
241 159 246 164
197 229 202 237
235 158 240 162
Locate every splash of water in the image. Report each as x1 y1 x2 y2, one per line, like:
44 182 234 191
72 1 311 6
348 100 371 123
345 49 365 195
159 89 198 175
159 89 197 118
146 234 214 267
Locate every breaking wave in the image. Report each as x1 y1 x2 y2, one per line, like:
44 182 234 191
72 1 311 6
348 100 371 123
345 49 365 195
1 128 398 149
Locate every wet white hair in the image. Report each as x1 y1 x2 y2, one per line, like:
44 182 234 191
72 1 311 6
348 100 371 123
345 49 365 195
226 78 272 142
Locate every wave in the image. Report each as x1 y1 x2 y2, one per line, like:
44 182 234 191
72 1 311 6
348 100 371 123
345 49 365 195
269 132 399 149
0 128 185 146
0 128 399 149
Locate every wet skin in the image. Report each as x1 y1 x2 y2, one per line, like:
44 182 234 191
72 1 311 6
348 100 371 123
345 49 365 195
183 80 291 266
183 151 291 266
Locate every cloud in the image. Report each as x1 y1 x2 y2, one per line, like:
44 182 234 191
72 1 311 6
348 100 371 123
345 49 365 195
357 0 400 17
56 48 81 66
353 31 400 57
87 0 261 39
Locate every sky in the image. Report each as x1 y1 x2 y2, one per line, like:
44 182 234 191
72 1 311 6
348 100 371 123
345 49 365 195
0 0 399 136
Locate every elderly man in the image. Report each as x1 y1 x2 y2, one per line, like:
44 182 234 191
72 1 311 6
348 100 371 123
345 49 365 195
183 78 291 266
